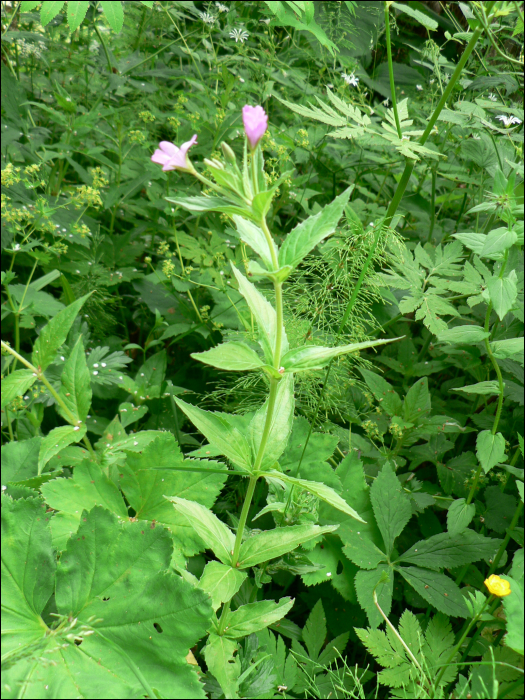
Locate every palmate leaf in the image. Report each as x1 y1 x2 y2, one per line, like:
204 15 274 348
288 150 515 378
2 499 213 699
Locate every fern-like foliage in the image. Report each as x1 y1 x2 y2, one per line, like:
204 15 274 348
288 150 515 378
277 92 442 161
355 611 458 698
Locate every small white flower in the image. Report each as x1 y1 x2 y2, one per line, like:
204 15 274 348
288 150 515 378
416 84 423 91
429 79 435 85
230 27 249 43
134 441 139 446
220 270 224 275
13 243 21 251
215 1 229 11
487 93 497 101
260 18 271 24
239 77 245 83
342 72 359 87
495 114 522 127
326 572 332 577
199 11 216 25
382 97 390 106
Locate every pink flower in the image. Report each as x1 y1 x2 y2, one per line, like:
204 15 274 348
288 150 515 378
242 105 268 149
151 135 198 171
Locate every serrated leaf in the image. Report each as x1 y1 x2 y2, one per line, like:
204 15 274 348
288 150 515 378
476 430 506 473
237 524 337 569
447 498 476 534
101 0 124 32
223 598 294 638
58 336 91 423
360 368 403 416
302 599 327 660
40 0 65 25
343 531 387 569
167 497 234 565
501 576 524 655
481 228 518 259
67 0 90 31
487 272 518 320
38 424 86 474
192 342 265 371
437 325 491 343
32 293 91 372
204 634 241 699
1 369 37 408
452 381 501 395
175 398 253 473
198 561 247 611
249 374 294 470
397 530 502 570
397 567 468 617
279 187 353 268
281 337 400 373
355 564 393 628
264 469 365 521
370 464 412 555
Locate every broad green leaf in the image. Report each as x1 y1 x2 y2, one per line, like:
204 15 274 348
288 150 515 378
398 567 468 617
237 524 338 569
41 459 127 520
20 1 41 9
404 377 431 423
476 430 506 473
397 530 502 569
175 398 253 473
1 369 37 408
302 600 327 660
192 342 265 372
279 187 352 268
452 381 501 396
370 464 412 555
487 272 518 320
204 634 241 699
249 374 294 470
231 262 288 361
343 531 387 569
281 337 401 373
67 0 90 31
40 0 65 25
2 502 212 698
481 228 518 259
101 0 124 32
447 498 476 535
58 336 91 423
265 469 365 522
355 564 393 628
437 325 490 343
198 561 247 611
1 437 42 497
392 1 438 30
223 597 294 638
232 215 277 270
38 424 87 474
360 368 403 416
490 337 524 360
32 293 91 372
168 496 235 565
502 576 524 655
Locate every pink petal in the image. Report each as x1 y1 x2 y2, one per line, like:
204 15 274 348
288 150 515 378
158 141 180 157
151 149 171 165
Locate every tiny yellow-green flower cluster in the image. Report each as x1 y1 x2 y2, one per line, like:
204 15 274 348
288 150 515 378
167 116 181 129
74 185 103 209
129 130 146 144
157 241 171 256
389 421 404 439
296 128 309 148
362 419 381 440
2 163 22 187
72 222 92 238
162 259 176 278
139 110 156 123
91 167 108 188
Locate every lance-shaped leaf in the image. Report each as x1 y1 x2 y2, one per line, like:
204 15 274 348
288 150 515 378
32 292 92 372
237 524 338 569
222 598 294 638
2 500 213 699
264 470 366 522
370 464 412 555
166 194 251 218
1 369 37 408
281 337 401 373
204 634 241 699
397 566 468 617
38 424 87 474
175 398 253 473
396 530 502 570
167 497 235 565
58 336 91 423
278 186 353 268
198 561 247 611
437 325 491 343
230 262 288 362
249 374 294 470
232 215 278 270
192 342 265 372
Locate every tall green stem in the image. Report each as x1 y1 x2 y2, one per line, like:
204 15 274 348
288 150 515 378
384 2 402 139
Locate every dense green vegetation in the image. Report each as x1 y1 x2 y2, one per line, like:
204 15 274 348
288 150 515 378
1 1 524 698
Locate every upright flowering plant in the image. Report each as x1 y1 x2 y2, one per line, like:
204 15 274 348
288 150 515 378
150 105 398 697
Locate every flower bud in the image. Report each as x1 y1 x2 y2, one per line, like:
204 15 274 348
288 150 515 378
221 141 237 164
242 105 268 150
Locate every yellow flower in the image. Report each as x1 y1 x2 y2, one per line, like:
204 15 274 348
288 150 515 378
484 575 511 597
